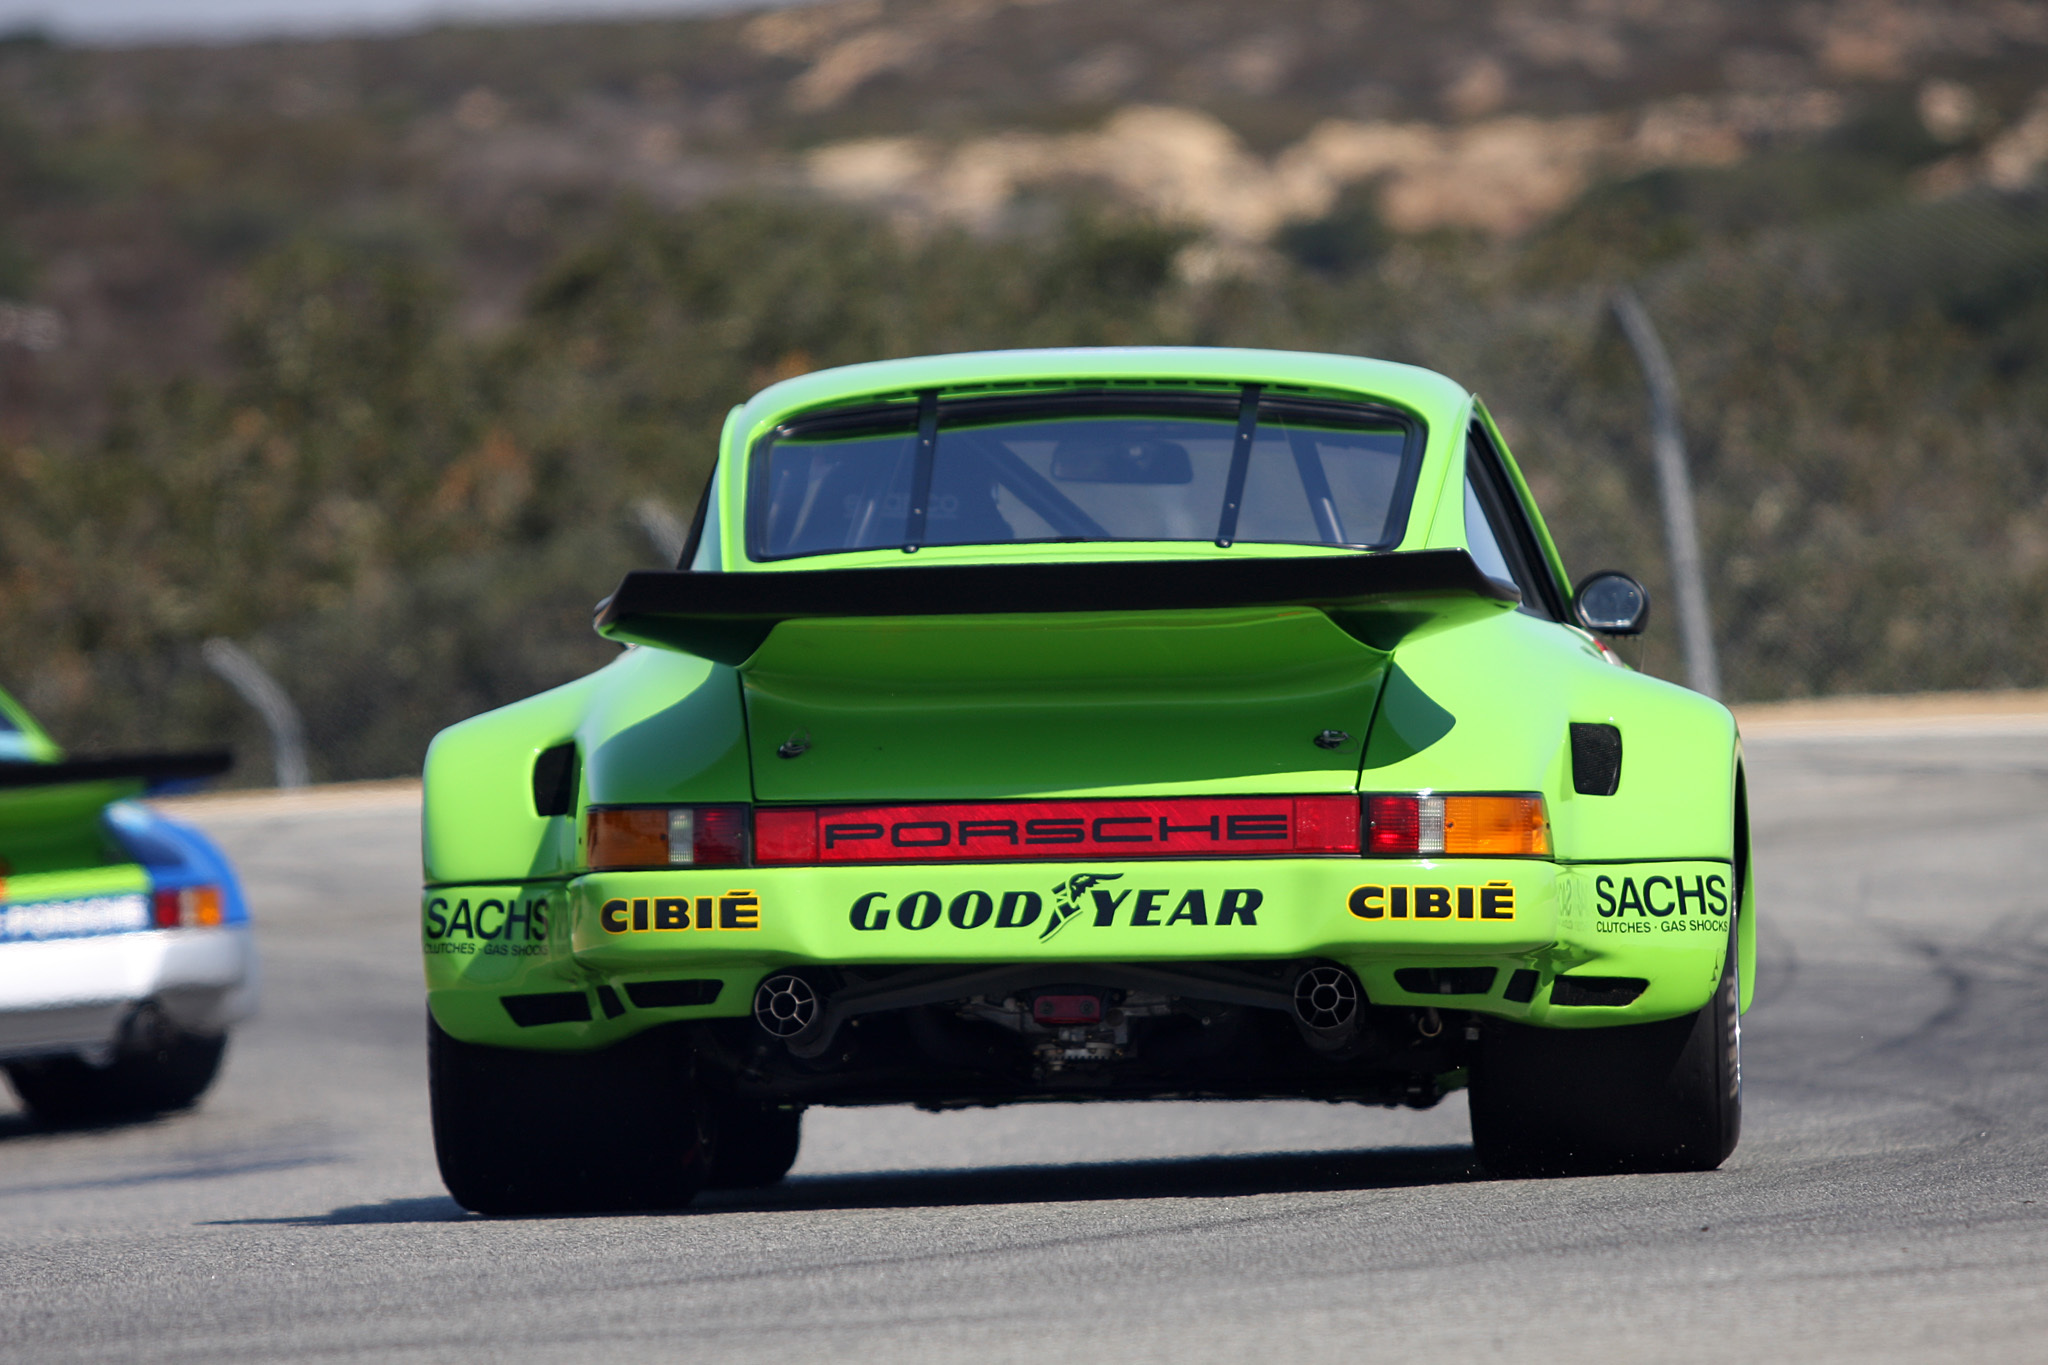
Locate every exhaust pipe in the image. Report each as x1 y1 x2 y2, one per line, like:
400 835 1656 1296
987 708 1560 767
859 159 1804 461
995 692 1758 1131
1292 963 1362 1049
753 973 822 1040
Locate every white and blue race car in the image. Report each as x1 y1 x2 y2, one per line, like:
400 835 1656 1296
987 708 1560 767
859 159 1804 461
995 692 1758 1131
0 687 255 1122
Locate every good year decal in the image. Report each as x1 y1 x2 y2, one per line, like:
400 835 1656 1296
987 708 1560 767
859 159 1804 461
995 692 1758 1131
850 873 1264 941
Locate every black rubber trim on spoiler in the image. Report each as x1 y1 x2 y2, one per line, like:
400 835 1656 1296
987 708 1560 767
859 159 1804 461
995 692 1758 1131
595 549 1517 666
0 750 234 790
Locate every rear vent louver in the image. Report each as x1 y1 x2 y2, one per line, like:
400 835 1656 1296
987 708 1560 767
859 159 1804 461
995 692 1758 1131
1550 975 1648 1007
625 979 724 1009
1570 723 1623 796
501 991 592 1027
1393 967 1498 996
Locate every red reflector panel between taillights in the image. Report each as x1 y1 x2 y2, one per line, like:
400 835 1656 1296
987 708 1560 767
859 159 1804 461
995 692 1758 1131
755 796 1360 865
754 808 819 863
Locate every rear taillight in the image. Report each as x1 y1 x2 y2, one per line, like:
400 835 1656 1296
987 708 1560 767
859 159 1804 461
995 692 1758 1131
152 885 224 928
1364 794 1550 857
585 806 750 870
1365 795 1423 855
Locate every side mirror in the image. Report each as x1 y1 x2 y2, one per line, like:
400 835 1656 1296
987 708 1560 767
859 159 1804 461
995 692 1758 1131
1574 572 1649 636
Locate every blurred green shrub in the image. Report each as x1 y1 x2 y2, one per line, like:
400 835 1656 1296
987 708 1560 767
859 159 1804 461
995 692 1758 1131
3 182 2046 780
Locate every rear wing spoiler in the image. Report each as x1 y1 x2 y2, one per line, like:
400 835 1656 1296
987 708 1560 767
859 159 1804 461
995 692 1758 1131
595 549 1517 666
0 750 233 793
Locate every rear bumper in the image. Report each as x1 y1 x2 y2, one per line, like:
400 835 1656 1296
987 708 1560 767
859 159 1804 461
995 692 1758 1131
423 857 1735 1050
0 926 258 1063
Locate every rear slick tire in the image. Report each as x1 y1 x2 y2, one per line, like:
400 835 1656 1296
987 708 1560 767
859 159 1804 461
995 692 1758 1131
704 1099 802 1190
5 1026 226 1124
428 1014 708 1215
1470 930 1741 1178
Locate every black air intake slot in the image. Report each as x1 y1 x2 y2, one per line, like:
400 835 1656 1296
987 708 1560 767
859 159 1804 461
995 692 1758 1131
531 742 579 817
625 979 724 1009
501 991 592 1027
1550 975 1648 1007
1570 723 1622 796
1393 967 1497 996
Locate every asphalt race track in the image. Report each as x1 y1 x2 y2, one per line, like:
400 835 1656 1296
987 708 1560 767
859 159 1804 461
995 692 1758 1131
3 720 2046 1363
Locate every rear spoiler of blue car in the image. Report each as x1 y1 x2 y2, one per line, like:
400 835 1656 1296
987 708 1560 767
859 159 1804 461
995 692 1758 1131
0 750 234 792
595 549 1518 666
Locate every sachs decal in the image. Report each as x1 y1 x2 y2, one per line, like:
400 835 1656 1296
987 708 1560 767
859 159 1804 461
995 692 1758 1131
1593 873 1730 935
424 895 551 956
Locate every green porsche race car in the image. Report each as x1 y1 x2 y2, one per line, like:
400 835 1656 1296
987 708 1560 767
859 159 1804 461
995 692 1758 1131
422 346 1751 1213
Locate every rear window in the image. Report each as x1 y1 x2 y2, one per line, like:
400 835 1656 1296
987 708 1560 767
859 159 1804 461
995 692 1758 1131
748 391 1424 561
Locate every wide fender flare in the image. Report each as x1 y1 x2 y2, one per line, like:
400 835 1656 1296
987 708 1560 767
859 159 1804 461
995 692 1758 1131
423 649 754 886
1363 609 1739 865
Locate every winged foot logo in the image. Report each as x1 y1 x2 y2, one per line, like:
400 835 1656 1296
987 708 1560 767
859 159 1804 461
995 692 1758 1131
848 873 1264 936
1044 873 1116 941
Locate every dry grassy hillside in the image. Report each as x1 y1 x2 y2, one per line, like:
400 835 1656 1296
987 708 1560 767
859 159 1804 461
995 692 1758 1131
1 0 2045 778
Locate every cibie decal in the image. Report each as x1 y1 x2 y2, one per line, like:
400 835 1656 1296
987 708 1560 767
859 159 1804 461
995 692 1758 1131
1346 882 1515 920
599 891 761 934
848 876 1264 934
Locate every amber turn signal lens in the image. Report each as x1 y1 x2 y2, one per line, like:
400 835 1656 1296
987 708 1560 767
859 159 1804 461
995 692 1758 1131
1442 795 1550 856
586 808 671 869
